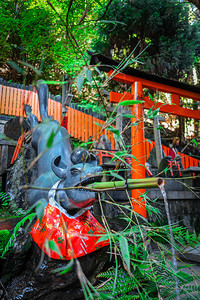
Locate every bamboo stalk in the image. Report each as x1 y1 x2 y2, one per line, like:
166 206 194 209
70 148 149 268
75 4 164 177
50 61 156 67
87 177 164 191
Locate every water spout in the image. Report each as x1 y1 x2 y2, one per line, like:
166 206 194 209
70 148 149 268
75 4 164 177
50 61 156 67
87 177 164 190
160 186 180 300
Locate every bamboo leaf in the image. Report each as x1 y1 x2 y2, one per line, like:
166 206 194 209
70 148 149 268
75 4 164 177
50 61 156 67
108 126 120 137
77 74 84 93
98 293 114 299
119 100 144 106
44 80 66 85
119 235 130 271
148 93 154 102
164 167 168 175
192 139 198 146
19 60 42 76
99 20 126 26
147 106 153 116
94 66 101 76
96 234 111 244
47 131 56 148
14 213 36 235
85 69 92 84
119 114 136 118
94 121 102 128
114 150 128 157
128 154 139 162
130 122 139 127
7 61 26 75
52 259 74 275
36 199 46 223
152 108 160 118
48 240 61 256
147 139 152 145
110 171 124 181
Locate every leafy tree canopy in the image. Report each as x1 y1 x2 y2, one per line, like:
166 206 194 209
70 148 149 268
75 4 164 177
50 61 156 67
0 0 106 84
1 0 200 85
92 0 200 80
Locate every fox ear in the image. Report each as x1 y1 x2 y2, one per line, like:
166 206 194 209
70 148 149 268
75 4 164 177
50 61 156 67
51 156 68 179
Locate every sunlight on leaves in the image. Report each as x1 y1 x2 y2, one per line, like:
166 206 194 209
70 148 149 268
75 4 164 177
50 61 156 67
119 100 144 106
77 74 84 93
119 235 130 271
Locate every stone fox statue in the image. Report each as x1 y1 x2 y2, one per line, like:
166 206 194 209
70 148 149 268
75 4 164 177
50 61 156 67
26 80 109 260
25 80 103 213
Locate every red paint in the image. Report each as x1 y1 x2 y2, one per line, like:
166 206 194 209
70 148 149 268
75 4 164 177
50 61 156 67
31 204 109 260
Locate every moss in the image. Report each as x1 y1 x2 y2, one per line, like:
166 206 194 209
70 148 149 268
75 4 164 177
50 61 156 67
0 230 11 255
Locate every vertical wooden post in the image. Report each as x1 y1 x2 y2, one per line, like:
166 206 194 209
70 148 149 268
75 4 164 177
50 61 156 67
13 87 17 116
75 107 78 138
1 85 6 114
71 107 75 138
9 87 14 116
131 82 146 218
78 110 81 140
84 110 89 142
67 106 71 134
20 89 25 117
5 86 11 115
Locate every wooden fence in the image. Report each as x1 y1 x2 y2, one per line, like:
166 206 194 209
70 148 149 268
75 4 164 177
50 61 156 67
0 82 62 123
1 81 200 168
66 106 116 149
144 140 200 169
0 81 116 148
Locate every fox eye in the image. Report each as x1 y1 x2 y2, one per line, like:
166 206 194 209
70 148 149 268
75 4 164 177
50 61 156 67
71 168 81 175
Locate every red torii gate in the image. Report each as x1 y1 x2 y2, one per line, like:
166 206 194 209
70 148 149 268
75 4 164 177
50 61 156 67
90 53 200 218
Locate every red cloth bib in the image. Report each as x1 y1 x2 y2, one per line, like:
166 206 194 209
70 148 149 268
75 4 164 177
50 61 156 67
31 204 109 260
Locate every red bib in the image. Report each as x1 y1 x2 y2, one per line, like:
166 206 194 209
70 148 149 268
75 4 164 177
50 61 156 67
31 203 109 260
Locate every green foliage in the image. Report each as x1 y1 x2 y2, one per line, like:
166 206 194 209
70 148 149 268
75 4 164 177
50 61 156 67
119 100 144 106
1 213 36 258
0 0 57 79
118 235 130 271
78 100 106 117
0 192 10 209
0 191 24 218
98 267 148 299
96 222 200 300
93 0 200 80
0 230 11 256
0 0 106 82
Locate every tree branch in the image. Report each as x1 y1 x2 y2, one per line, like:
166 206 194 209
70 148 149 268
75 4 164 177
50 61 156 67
96 0 114 22
46 0 66 26
66 0 74 34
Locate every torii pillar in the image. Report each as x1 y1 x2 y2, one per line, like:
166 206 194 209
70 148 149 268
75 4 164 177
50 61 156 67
131 82 146 218
108 72 147 218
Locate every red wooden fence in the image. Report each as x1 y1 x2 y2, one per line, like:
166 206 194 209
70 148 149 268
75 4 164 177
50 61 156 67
66 107 116 149
144 140 200 169
0 83 116 148
0 84 62 123
1 83 200 168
